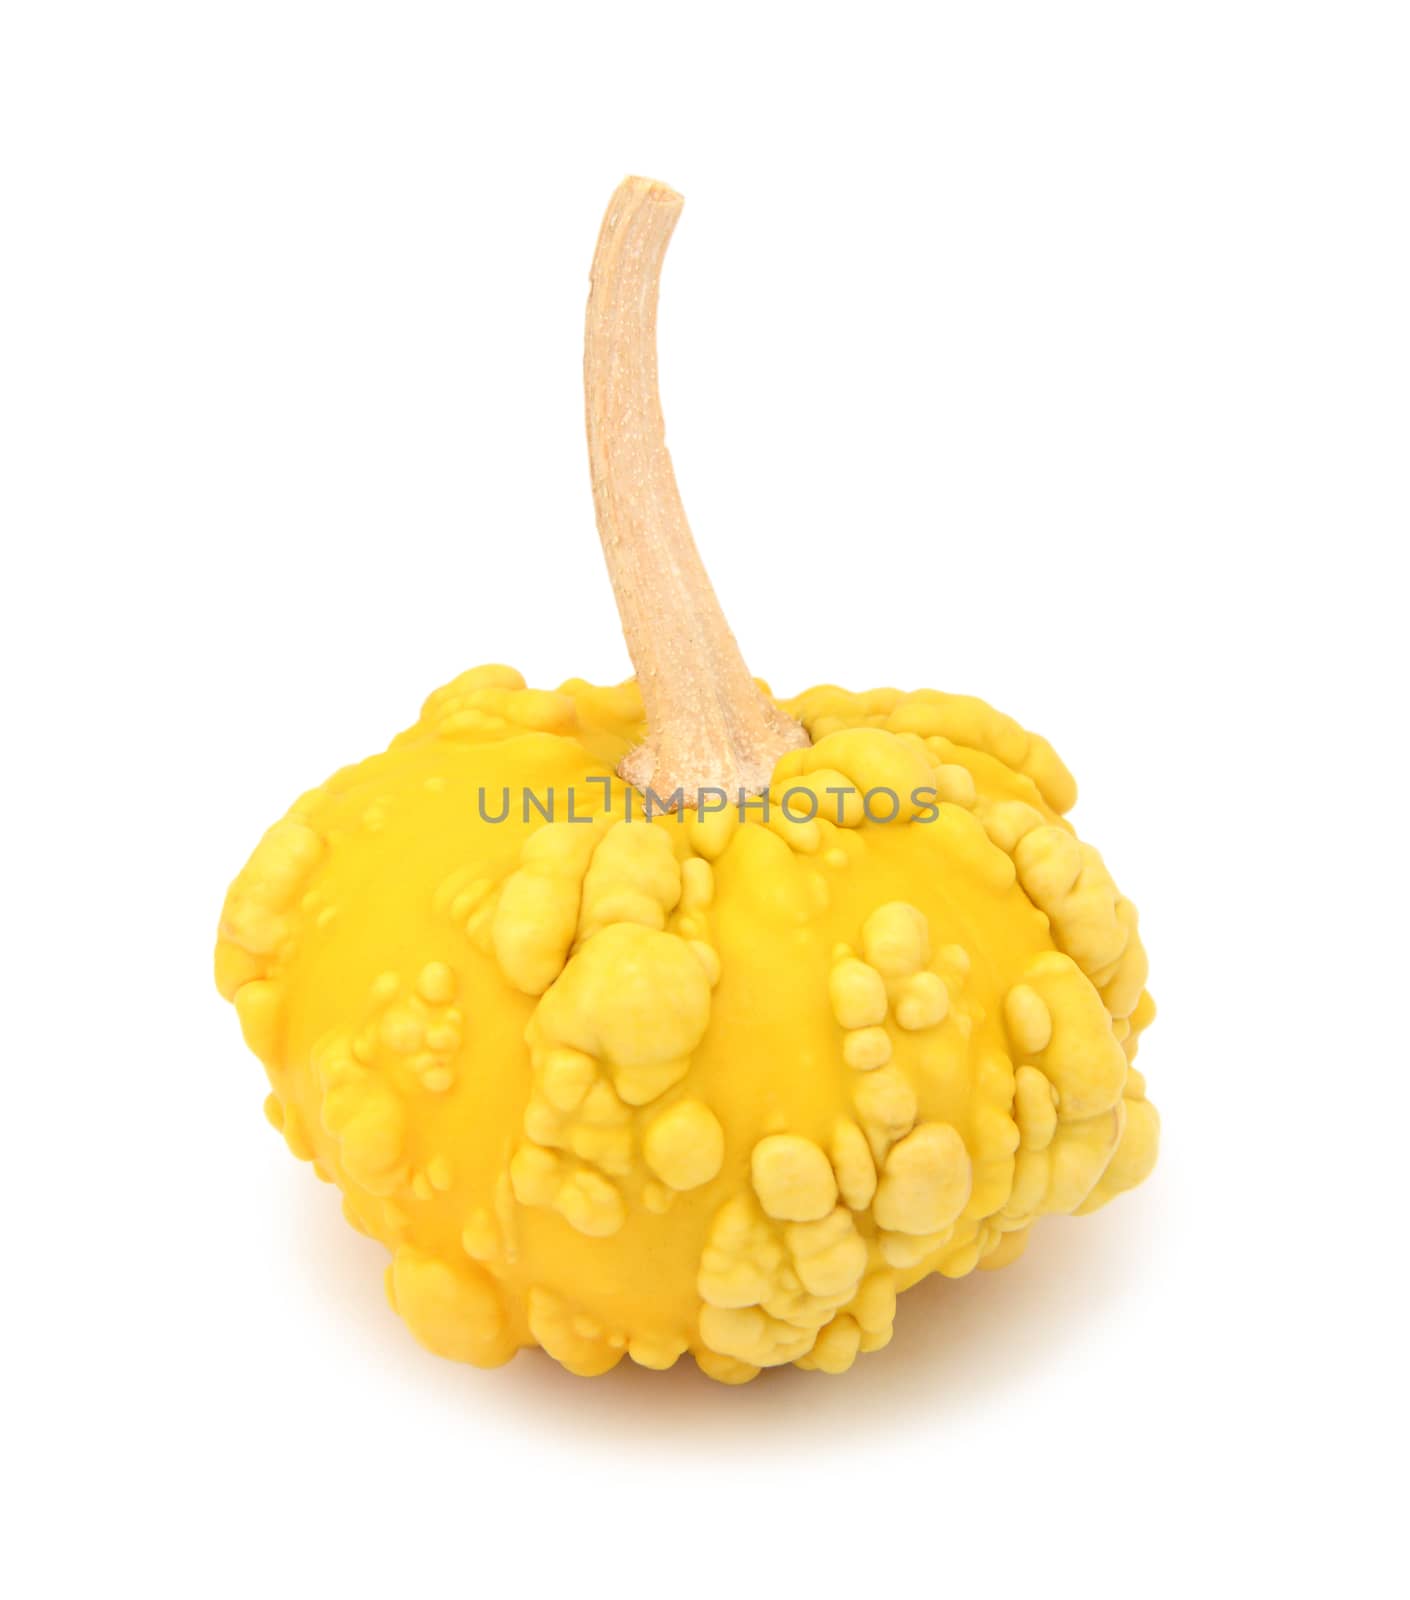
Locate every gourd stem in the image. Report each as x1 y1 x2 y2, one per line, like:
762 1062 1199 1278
585 176 809 804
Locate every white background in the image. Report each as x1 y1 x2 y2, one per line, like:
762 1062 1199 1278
4 3 1406 1594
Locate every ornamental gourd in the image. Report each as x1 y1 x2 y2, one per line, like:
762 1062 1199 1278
215 178 1159 1382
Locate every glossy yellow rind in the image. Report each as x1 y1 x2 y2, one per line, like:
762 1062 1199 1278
216 667 1158 1381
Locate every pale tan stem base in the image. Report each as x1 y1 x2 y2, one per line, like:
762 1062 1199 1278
585 177 808 805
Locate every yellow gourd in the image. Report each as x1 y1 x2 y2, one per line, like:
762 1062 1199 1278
215 178 1159 1382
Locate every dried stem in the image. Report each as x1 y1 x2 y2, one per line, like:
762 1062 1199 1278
584 176 808 804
